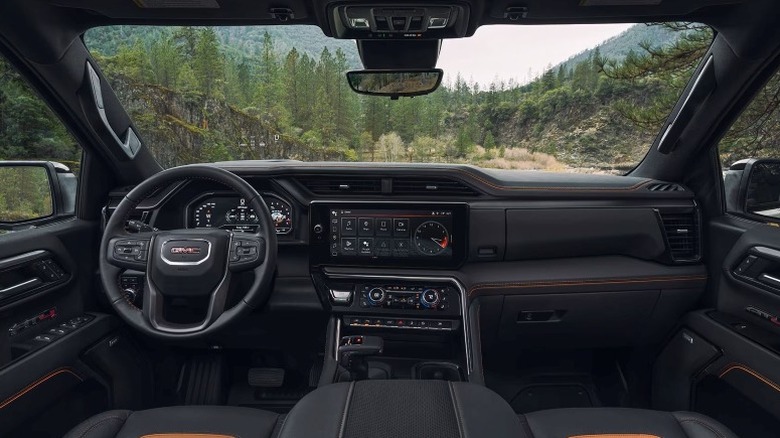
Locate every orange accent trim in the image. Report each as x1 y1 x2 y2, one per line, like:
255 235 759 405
569 435 660 438
718 363 780 393
468 275 708 297
142 435 234 438
0 368 83 409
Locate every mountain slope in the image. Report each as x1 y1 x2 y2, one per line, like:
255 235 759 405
86 25 361 68
556 24 681 72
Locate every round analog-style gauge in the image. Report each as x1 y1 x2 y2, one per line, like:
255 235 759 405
267 198 293 234
414 221 450 256
193 202 217 227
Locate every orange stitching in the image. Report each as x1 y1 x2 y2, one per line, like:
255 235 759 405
228 164 652 193
469 275 708 296
0 368 83 409
452 169 651 192
718 363 780 393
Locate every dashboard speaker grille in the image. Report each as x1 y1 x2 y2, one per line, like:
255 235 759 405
658 209 700 262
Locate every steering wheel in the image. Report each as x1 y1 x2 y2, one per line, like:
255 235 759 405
99 165 278 340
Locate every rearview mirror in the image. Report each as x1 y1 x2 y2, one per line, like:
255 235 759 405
346 69 443 99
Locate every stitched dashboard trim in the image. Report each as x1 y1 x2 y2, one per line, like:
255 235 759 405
469 275 708 296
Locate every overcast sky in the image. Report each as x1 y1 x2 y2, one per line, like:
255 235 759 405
437 24 634 87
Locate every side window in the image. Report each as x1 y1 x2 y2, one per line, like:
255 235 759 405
0 55 81 228
720 68 780 219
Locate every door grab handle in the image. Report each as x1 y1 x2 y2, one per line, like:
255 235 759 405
0 278 42 296
758 273 780 289
753 246 780 263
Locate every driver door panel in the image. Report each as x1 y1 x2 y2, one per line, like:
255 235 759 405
0 220 118 436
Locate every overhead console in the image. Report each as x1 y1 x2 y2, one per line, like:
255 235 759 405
310 202 468 268
328 3 471 39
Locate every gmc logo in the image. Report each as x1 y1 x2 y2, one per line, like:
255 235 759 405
170 246 201 255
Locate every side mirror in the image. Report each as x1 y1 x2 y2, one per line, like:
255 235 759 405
727 158 780 220
346 69 443 99
0 161 76 228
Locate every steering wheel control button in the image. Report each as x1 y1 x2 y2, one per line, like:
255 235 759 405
111 238 152 268
229 237 265 268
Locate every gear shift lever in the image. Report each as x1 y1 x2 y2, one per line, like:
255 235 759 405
338 335 384 380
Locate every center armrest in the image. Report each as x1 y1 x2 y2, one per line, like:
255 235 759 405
277 380 521 438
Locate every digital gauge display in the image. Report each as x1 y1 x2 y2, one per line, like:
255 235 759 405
189 195 293 234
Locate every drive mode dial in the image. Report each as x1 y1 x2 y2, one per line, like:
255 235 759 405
421 289 441 308
367 287 387 305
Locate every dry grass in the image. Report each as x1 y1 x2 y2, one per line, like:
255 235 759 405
476 147 567 171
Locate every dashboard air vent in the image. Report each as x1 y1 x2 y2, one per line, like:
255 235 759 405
658 209 700 262
647 182 684 192
392 177 479 196
298 177 382 195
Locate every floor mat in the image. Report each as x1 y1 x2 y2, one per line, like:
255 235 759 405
485 348 636 413
510 384 594 413
226 351 322 413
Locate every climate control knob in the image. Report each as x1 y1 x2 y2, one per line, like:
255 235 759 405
367 287 387 305
420 289 441 308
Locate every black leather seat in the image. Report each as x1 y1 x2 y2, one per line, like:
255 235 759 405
520 407 738 438
277 381 737 438
67 381 737 438
64 405 283 438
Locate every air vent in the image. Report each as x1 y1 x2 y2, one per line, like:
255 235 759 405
658 209 700 262
647 182 684 192
393 177 479 196
297 176 382 195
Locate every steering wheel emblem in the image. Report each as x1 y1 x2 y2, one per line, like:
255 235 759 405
171 246 201 254
160 239 212 266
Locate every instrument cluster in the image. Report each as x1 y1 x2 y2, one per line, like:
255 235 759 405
188 194 293 234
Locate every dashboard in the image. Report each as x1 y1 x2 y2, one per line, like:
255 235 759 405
186 193 293 234
107 162 706 352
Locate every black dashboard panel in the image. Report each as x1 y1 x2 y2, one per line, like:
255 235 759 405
505 208 667 261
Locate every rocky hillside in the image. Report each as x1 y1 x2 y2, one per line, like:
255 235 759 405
83 24 712 172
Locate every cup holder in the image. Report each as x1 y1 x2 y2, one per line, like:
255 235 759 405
413 361 463 381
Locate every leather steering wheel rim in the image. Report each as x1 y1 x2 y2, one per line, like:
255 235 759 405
99 164 278 341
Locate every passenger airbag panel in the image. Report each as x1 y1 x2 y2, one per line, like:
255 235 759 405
505 208 666 261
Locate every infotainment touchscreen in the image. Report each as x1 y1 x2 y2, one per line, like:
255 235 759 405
310 203 467 268
330 208 454 258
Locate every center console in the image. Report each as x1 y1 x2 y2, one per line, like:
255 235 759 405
309 202 472 383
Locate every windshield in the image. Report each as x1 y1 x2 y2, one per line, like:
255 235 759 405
85 23 712 173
